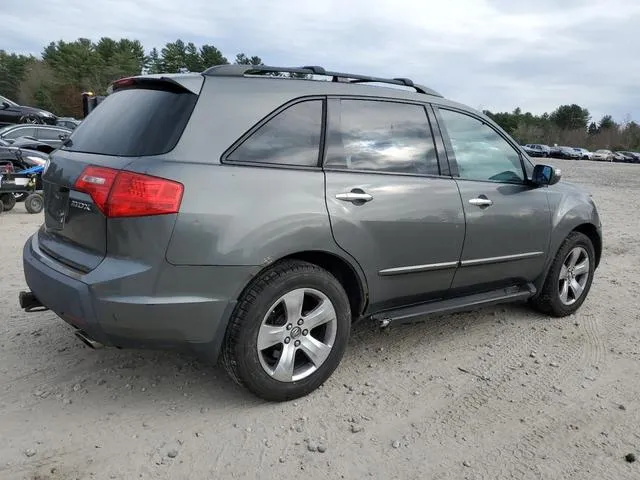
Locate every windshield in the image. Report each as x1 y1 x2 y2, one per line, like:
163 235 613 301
0 95 18 107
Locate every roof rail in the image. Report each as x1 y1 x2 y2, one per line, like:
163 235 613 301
202 64 443 97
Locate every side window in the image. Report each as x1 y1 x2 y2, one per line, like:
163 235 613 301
38 128 65 140
5 127 36 139
438 108 524 183
227 100 322 167
324 99 439 175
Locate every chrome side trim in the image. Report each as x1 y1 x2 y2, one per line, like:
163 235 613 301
460 251 544 267
379 261 459 276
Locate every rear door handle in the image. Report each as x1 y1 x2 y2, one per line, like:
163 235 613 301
469 197 493 207
336 192 373 203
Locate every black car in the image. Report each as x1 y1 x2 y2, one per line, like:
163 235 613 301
0 95 57 126
550 146 579 159
616 151 639 163
0 124 72 149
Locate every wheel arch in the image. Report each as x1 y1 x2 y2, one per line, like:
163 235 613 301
279 250 368 321
572 222 602 269
534 221 602 295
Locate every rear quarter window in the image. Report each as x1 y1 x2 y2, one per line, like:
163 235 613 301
64 87 198 157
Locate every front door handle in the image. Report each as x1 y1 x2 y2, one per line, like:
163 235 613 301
336 190 373 203
469 197 493 207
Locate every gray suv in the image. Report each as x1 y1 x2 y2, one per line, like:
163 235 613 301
19 65 602 401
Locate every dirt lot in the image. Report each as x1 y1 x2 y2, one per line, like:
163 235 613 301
1 160 639 480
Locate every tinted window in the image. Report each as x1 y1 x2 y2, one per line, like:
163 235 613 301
227 100 322 167
38 128 67 140
439 109 524 183
3 127 36 139
65 87 198 156
325 99 439 175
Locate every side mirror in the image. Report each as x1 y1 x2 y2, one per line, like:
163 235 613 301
0 102 9 109
532 164 561 186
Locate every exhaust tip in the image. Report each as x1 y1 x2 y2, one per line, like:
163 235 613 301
74 330 104 349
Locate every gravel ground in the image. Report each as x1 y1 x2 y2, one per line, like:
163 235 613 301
1 160 639 480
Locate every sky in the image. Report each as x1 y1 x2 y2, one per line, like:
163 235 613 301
3 0 640 123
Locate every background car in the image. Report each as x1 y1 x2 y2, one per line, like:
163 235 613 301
628 152 640 163
573 147 592 160
552 146 580 159
522 144 550 157
0 124 72 149
591 149 614 161
56 117 81 130
612 152 627 162
0 95 57 126
615 151 636 163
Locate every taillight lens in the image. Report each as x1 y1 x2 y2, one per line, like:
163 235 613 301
74 166 183 218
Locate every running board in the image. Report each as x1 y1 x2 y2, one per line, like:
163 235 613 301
371 284 536 327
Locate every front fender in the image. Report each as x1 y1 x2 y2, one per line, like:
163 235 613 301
535 182 602 290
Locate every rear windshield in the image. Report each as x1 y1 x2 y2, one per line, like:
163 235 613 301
64 86 198 157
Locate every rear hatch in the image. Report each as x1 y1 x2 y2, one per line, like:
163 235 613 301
38 75 202 272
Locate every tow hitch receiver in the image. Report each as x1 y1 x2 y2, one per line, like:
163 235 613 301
19 291 48 312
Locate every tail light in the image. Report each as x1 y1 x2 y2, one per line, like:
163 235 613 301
74 166 183 218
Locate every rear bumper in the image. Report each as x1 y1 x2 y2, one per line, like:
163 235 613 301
22 233 259 361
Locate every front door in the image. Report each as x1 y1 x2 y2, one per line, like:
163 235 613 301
433 107 552 294
323 98 465 312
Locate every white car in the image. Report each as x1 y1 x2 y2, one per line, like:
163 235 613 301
573 148 592 160
592 149 614 162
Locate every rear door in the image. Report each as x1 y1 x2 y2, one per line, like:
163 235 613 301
39 79 200 272
323 98 465 312
433 106 551 294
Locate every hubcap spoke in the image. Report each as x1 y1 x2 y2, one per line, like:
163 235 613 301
573 259 589 276
257 324 286 350
558 246 590 306
302 300 336 330
282 290 305 323
567 249 580 268
299 336 332 367
272 343 296 382
559 264 569 280
570 279 585 299
559 280 569 304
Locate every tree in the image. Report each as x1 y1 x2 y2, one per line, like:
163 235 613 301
147 48 163 74
235 53 263 65
598 114 616 130
161 39 188 73
549 104 590 131
0 50 35 101
587 122 598 136
184 42 203 72
200 45 228 68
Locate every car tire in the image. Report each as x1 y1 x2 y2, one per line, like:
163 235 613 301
0 200 4 215
1 193 17 211
19 114 42 124
532 232 595 317
221 260 352 402
24 193 44 214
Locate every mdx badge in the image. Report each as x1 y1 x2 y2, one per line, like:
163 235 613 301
70 200 92 211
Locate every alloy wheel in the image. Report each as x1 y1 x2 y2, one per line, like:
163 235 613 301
257 288 337 382
558 246 590 306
